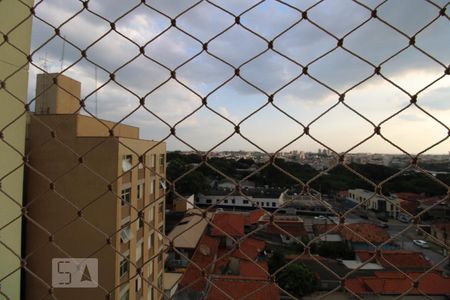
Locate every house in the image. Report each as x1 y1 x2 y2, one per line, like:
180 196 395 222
285 255 350 291
346 271 450 299
419 197 450 219
431 222 450 247
165 209 211 271
354 250 431 271
257 215 308 244
206 277 279 300
313 223 397 250
197 192 280 209
176 211 278 299
173 194 195 212
348 189 402 218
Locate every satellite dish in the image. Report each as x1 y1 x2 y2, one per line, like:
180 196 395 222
199 244 210 256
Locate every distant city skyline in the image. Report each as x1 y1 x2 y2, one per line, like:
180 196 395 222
28 0 449 154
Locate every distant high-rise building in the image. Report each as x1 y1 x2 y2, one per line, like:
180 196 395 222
25 73 166 300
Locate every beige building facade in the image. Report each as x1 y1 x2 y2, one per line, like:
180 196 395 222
0 0 33 298
25 73 166 300
348 189 401 217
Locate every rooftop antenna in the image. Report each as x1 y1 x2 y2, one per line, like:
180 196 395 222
60 36 66 72
39 51 48 72
94 66 98 117
38 52 49 114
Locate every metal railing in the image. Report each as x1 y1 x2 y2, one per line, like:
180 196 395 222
1 0 449 299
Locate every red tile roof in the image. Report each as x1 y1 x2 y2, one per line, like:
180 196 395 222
394 192 422 201
346 272 450 296
211 213 245 237
239 260 268 278
314 223 390 244
266 223 308 238
245 209 266 225
419 196 447 207
206 277 280 300
355 250 431 269
179 234 220 291
400 200 419 214
233 238 266 260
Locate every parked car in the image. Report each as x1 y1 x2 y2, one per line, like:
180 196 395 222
314 215 327 220
376 221 389 228
359 212 369 219
398 214 412 223
376 214 389 222
413 239 430 248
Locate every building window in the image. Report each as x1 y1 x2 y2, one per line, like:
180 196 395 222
150 154 156 170
148 233 154 250
120 225 132 243
147 286 153 300
120 254 129 277
138 215 144 229
243 200 248 204
272 202 276 207
160 179 166 190
150 179 155 194
224 199 228 204
137 183 144 199
136 239 143 261
136 276 142 292
138 156 144 169
206 199 211 204
120 288 129 300
147 259 154 276
159 154 165 169
122 155 132 172
121 188 131 206
120 291 129 300
149 206 154 224
231 199 235 204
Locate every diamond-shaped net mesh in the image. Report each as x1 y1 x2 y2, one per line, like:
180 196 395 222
1 0 449 299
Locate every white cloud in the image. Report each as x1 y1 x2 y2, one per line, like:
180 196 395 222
27 0 450 153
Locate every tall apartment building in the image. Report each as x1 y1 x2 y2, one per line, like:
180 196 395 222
25 73 166 300
0 1 33 299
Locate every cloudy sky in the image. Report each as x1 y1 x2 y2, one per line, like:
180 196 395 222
28 0 450 154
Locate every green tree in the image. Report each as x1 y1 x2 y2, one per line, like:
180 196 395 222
277 263 318 298
268 250 287 274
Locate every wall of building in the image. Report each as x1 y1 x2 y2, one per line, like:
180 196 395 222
0 0 33 298
196 194 280 208
25 76 167 300
348 189 401 218
25 119 119 299
117 137 166 300
35 73 81 114
77 114 139 139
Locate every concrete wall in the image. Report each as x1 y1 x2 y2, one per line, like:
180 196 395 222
35 73 81 115
77 114 139 139
0 0 33 298
25 117 119 300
